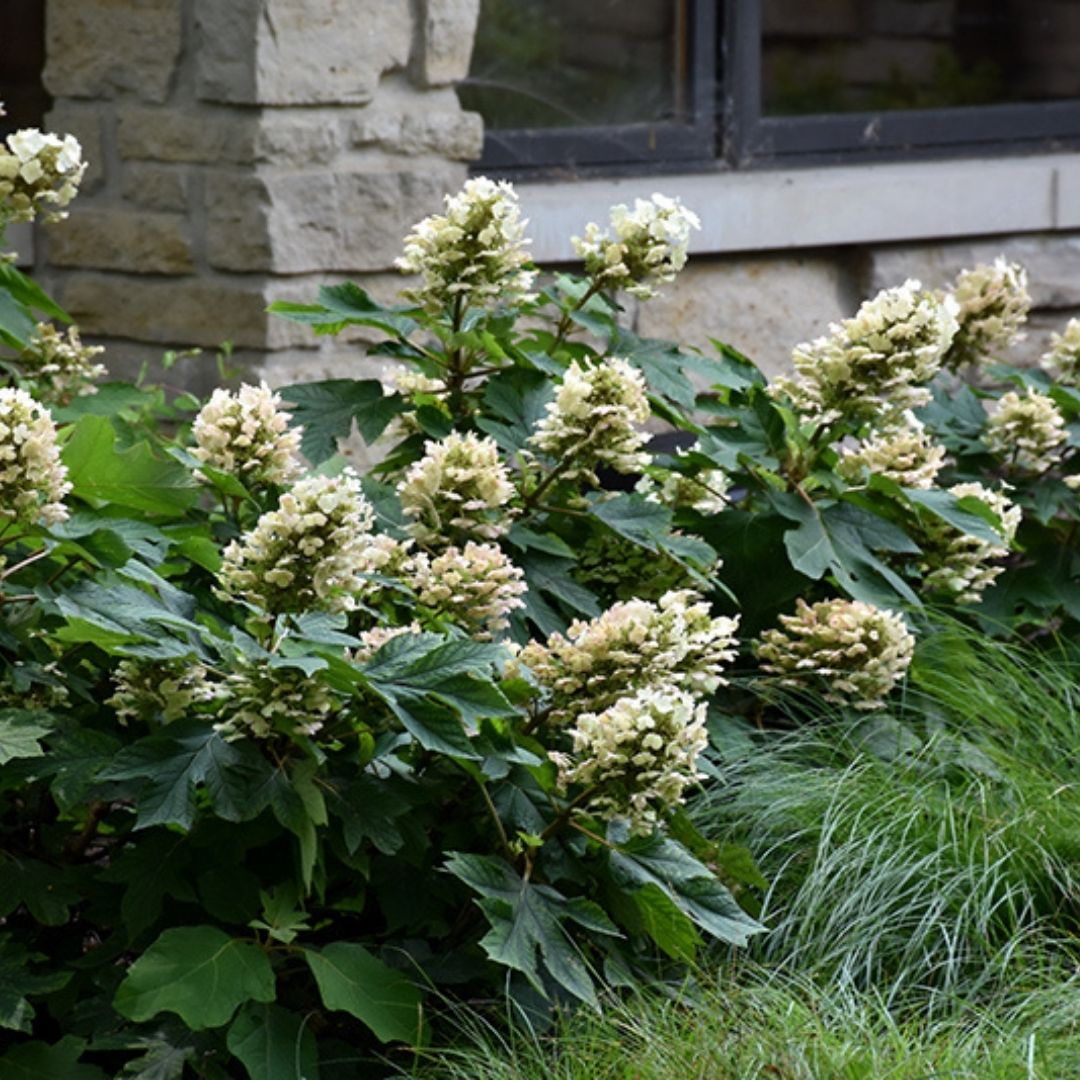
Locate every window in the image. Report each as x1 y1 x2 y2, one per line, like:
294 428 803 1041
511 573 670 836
459 0 717 171
0 0 49 138
464 0 1080 174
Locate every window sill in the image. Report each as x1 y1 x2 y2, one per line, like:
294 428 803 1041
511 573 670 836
517 152 1080 262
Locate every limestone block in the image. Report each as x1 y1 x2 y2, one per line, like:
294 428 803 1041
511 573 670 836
206 165 465 274
59 273 271 349
204 171 273 272
122 165 189 212
44 0 181 104
195 0 413 105
866 235 1080 310
348 97 483 160
117 107 257 165
43 105 106 194
48 209 194 274
635 257 854 380
417 0 481 87
254 114 341 166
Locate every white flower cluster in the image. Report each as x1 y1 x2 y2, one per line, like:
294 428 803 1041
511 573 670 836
18 322 107 403
755 598 915 711
919 482 1021 603
985 389 1067 473
529 358 650 484
214 660 338 741
351 622 423 664
406 541 526 638
0 387 70 528
1041 317 1080 386
191 382 303 488
218 470 377 616
838 415 947 490
572 193 700 300
0 128 86 224
943 258 1030 371
387 368 446 397
637 466 730 515
772 280 959 425
518 589 739 726
107 658 214 725
398 432 516 546
551 686 708 835
396 177 535 313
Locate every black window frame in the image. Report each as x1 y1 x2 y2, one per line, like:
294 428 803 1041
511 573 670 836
470 0 1080 177
726 1 1080 167
469 0 719 173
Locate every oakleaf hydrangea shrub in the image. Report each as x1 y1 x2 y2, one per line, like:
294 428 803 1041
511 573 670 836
4 117 1080 1077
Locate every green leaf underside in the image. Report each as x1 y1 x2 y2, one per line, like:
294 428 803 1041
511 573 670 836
113 926 275 1030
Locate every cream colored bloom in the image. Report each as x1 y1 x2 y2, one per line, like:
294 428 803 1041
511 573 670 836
0 387 70 528
919 482 1021 603
0 128 85 224
192 382 303 488
529 358 650 483
838 414 947 490
214 659 338 741
771 280 959 425
1041 317 1080 385
18 322 106 403
572 193 700 300
351 622 424 664
107 658 214 725
218 470 377 616
943 257 1030 370
398 431 516 546
407 541 527 638
985 388 1067 472
396 176 535 312
755 598 915 711
517 589 739 726
551 685 708 835
637 466 730 515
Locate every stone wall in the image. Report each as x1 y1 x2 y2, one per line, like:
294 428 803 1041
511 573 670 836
34 0 1080 399
632 237 1080 381
37 0 481 393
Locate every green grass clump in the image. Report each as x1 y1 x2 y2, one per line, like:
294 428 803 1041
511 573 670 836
410 621 1080 1077
409 967 1080 1079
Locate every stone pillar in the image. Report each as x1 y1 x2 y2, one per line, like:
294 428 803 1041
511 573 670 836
38 0 481 391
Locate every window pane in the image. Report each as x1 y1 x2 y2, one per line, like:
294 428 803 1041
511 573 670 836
0 0 49 136
763 0 1080 116
459 0 688 130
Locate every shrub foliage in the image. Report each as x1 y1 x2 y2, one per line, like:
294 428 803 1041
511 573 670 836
1 125 1079 1077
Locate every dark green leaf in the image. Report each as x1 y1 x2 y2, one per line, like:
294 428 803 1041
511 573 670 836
304 942 423 1045
0 1037 105 1080
278 379 405 462
445 853 598 1006
114 926 276 1030
0 709 52 765
227 1003 320 1080
62 415 198 516
104 722 276 830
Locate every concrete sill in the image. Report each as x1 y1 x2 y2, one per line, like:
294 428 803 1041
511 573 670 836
517 152 1080 262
